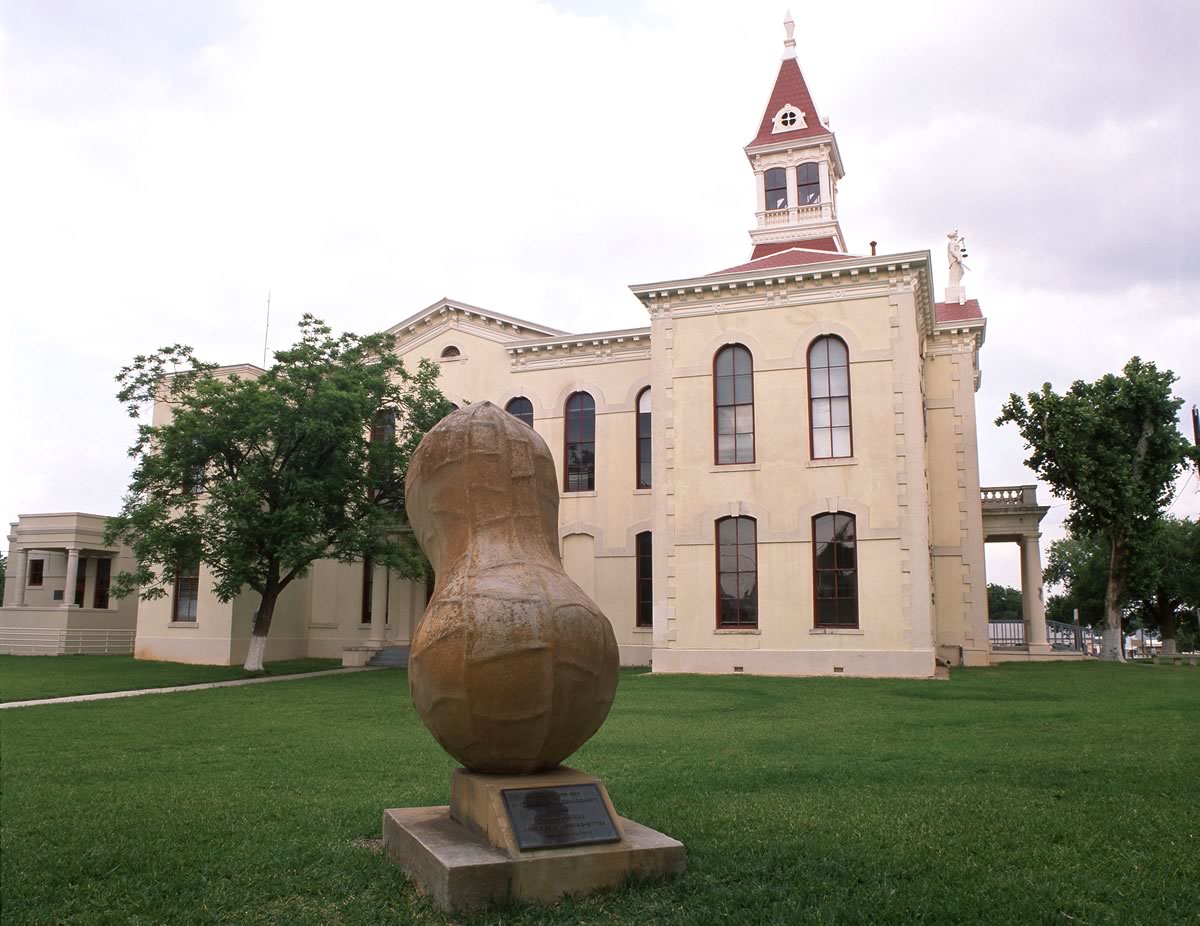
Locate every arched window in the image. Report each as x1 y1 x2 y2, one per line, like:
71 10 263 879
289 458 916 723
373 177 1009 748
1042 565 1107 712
506 396 534 427
564 391 596 492
636 387 651 489
808 336 851 459
716 516 757 628
440 345 461 359
636 531 652 628
714 344 754 465
765 167 788 211
813 513 857 628
797 163 820 205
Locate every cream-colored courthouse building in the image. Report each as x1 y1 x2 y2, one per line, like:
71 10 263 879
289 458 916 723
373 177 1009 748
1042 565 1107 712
5 25 1057 676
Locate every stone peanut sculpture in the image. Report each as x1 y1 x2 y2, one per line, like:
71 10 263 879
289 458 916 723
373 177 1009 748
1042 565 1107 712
405 402 620 774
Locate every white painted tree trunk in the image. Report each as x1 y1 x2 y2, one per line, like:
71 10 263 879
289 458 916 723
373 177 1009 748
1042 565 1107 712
244 633 267 672
1100 626 1124 662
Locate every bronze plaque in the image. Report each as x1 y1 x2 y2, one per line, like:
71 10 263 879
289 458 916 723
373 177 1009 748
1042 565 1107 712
501 784 621 851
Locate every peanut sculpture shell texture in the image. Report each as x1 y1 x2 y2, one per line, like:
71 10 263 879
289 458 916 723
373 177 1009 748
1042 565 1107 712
405 402 620 774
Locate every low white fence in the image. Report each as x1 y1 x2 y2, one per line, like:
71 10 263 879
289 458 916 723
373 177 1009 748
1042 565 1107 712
0 628 136 655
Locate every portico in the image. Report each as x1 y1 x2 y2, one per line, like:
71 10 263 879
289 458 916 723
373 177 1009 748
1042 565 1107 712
1 513 139 654
980 486 1081 660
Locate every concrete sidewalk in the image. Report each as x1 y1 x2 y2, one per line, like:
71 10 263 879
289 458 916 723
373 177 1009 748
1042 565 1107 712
0 666 383 710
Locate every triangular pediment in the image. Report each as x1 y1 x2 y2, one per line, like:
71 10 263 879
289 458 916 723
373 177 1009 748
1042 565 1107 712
385 297 570 352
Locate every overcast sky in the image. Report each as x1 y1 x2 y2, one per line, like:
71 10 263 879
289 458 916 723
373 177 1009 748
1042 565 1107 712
2 0 1197 591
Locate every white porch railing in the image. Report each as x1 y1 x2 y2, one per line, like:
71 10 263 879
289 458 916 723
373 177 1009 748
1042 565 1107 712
0 628 136 655
980 486 1040 508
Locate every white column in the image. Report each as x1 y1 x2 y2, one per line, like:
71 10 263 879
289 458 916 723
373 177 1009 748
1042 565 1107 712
754 171 766 216
1020 535 1051 652
369 564 387 647
817 161 832 208
63 548 80 608
785 164 798 221
13 549 28 606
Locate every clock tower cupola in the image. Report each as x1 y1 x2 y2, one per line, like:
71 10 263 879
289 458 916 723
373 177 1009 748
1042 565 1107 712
744 13 847 259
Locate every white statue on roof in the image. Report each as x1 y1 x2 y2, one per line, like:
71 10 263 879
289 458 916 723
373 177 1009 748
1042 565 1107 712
947 231 969 288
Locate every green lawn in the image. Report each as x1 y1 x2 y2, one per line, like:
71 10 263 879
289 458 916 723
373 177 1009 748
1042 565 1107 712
0 655 342 702
2 663 1197 925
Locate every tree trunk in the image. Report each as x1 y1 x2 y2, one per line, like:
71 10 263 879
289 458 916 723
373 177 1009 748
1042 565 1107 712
1158 592 1178 657
1099 535 1126 663
244 581 280 671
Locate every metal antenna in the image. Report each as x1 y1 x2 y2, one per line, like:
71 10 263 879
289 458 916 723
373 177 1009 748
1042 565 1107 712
262 291 271 367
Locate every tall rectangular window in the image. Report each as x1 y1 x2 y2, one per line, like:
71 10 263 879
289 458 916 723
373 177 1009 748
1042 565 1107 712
715 345 754 464
765 167 788 210
808 336 852 459
636 532 653 628
716 517 758 628
814 513 858 628
636 388 651 489
93 558 112 609
173 559 200 622
27 559 44 587
797 162 820 204
564 392 596 492
361 555 373 624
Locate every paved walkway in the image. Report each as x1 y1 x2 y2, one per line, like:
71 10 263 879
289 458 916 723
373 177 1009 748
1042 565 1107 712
0 666 384 710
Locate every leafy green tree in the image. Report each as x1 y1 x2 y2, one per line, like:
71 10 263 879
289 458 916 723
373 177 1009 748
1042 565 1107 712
1127 517 1199 654
1044 533 1109 628
986 583 1023 621
1045 519 1200 653
997 357 1198 661
105 315 454 670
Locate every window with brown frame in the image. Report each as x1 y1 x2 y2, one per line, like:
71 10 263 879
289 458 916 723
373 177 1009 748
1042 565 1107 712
808 336 852 459
714 345 754 464
361 555 373 624
94 557 112 609
73 558 87 607
370 409 396 444
716 516 757 628
564 392 596 492
797 162 820 204
636 387 651 489
27 559 44 587
813 512 858 628
635 531 652 628
765 167 788 210
173 558 200 622
505 396 534 427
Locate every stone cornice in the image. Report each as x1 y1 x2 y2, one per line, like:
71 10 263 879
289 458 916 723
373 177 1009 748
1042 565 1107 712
630 250 936 335
507 327 652 369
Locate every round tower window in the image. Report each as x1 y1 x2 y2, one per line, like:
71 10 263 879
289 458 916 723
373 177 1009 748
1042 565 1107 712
781 111 797 127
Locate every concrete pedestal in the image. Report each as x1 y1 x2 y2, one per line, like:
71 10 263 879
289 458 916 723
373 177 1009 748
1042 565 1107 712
383 766 686 912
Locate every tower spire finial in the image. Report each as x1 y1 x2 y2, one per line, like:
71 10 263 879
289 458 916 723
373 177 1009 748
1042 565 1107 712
782 10 797 60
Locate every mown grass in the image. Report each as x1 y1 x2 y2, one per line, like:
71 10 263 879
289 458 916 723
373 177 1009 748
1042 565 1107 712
1 663 1197 925
0 655 342 702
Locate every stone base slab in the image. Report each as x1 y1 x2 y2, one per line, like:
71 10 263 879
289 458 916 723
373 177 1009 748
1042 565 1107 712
383 805 686 913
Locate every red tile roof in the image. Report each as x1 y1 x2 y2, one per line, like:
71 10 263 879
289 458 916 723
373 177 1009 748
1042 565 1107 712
751 237 839 260
747 58 830 149
714 247 856 276
934 299 984 324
